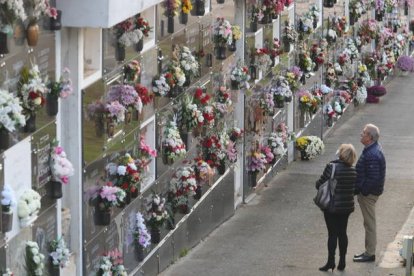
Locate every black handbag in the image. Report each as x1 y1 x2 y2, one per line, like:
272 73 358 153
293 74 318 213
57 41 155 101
314 163 336 210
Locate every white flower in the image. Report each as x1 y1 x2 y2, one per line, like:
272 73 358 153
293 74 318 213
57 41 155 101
117 165 127 175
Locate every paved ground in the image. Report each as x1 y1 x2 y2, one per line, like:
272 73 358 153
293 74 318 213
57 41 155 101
160 69 414 276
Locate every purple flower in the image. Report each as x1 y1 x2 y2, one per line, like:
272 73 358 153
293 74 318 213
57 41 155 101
396 55 414 72
108 85 139 107
100 186 118 202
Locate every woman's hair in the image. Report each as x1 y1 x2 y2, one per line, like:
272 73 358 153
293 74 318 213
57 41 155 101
338 144 356 166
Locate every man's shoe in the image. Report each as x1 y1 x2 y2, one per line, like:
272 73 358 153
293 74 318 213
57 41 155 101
353 254 375 262
353 252 366 258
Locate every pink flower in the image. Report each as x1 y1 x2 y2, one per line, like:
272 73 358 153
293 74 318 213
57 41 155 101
60 176 69 184
55 146 63 155
49 7 58 19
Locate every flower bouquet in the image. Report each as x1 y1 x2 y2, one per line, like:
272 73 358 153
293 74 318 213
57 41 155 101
135 84 153 106
169 64 186 88
271 76 292 106
46 67 73 116
325 63 337 88
298 51 315 74
396 55 414 72
250 4 264 26
133 212 151 261
296 17 314 40
179 93 204 133
50 142 74 198
18 65 47 132
228 126 244 143
0 0 26 42
168 166 197 214
229 25 242 51
285 66 302 92
161 120 187 164
230 62 250 89
179 46 200 82
296 89 313 113
282 21 297 52
295 136 324 160
26 241 45 276
49 237 70 269
358 19 379 44
136 136 157 176
107 84 143 122
105 101 127 135
113 17 143 50
163 0 181 17
146 193 169 243
268 133 286 161
124 59 141 83
259 92 275 116
1 184 15 233
255 48 273 73
98 250 127 276
179 0 192 24
201 133 228 172
213 17 233 59
193 157 214 185
247 145 267 186
135 15 152 38
106 153 141 200
152 74 172 97
270 38 281 58
17 189 41 227
349 0 363 25
94 183 126 225
213 86 232 117
0 89 26 149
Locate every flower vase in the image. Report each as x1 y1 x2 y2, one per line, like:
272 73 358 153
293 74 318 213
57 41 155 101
217 162 226 175
217 0 225 3
151 228 161 244
49 263 60 276
349 14 355 26
180 131 190 149
375 10 383 21
180 12 188 25
130 187 139 198
249 65 257 80
405 1 409 15
193 185 202 200
0 32 9 55
1 210 13 233
167 16 175 34
124 110 132 124
272 13 278 20
195 0 206 16
135 38 144 52
26 21 40 47
107 121 115 137
248 172 258 187
46 93 59 116
275 100 285 108
205 53 213 67
49 180 63 199
23 114 37 133
228 39 236 52
94 208 111 226
0 128 9 151
313 63 319 72
179 203 190 214
313 17 318 29
283 40 290 53
300 74 306 85
300 150 310 160
183 74 191 87
13 21 25 45
215 45 227 60
261 14 270 24
250 20 258 32
115 43 125 61
135 244 145 262
231 80 239 90
285 95 292 103
327 117 333 127
162 152 174 165
49 10 62 31
323 0 334 7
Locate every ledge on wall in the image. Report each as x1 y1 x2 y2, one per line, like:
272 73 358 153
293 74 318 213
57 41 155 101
57 0 162 28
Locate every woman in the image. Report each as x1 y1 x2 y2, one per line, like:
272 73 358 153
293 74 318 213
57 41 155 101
316 144 357 272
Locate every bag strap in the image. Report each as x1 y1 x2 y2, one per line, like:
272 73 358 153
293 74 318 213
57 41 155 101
330 163 336 180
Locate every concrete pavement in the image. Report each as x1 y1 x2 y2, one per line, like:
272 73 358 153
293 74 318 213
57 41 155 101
160 71 414 276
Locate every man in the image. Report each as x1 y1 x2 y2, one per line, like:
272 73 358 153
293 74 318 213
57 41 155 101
353 124 386 262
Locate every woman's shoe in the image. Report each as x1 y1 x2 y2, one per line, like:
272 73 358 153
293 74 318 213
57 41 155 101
319 262 336 272
337 259 345 271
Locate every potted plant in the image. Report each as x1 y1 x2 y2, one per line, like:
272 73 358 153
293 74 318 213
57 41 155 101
112 17 143 61
246 145 268 187
107 84 142 124
230 62 250 90
49 237 70 275
93 184 126 226
135 15 152 51
163 0 180 33
50 142 74 199
106 153 141 203
18 65 47 132
168 166 197 214
0 89 26 150
97 250 127 275
26 241 45 275
17 189 41 227
396 55 414 74
180 0 192 24
1 185 16 233
295 136 324 160
133 212 151 261
0 0 26 54
146 193 169 244
213 17 233 60
161 120 186 165
46 68 73 116
179 46 200 86
124 59 141 83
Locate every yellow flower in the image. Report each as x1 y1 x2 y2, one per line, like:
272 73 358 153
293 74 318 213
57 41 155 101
286 72 295 79
295 137 309 150
232 25 242 40
300 96 310 103
182 0 192 14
